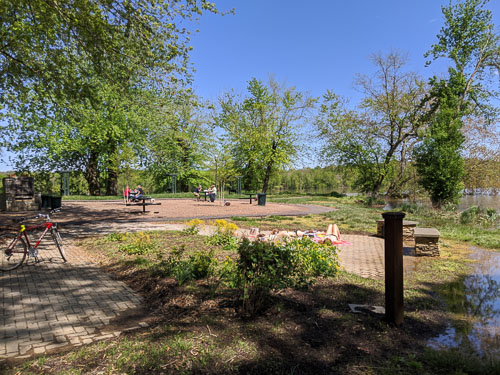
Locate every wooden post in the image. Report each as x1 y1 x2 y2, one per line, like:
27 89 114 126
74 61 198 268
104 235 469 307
382 211 405 326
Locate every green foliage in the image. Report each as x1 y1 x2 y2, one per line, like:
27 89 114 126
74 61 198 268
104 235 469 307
117 232 157 255
205 220 240 250
235 237 339 316
216 78 316 193
145 94 214 193
460 206 498 226
189 250 217 279
329 191 347 198
417 0 499 207
399 202 428 215
363 195 386 207
1 1 222 195
415 77 466 208
182 219 205 235
230 216 250 222
315 52 427 196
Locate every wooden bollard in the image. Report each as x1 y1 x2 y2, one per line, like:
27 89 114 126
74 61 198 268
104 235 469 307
382 211 405 326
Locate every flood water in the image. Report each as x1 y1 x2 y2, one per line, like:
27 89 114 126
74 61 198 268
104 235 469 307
428 247 500 358
384 194 500 213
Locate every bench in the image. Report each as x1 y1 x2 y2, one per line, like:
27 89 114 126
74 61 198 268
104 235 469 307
413 228 440 256
238 193 256 204
377 219 419 247
125 197 162 213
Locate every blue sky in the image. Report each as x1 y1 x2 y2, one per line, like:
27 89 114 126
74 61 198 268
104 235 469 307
1 0 498 171
189 0 499 101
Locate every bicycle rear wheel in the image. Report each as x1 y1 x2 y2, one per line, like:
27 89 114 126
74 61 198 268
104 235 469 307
0 233 27 271
51 228 67 262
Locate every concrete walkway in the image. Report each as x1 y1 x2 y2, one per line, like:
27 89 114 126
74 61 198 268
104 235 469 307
0 222 417 362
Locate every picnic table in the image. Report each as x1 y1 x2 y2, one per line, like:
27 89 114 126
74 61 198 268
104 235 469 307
201 190 210 201
238 193 256 204
125 196 162 213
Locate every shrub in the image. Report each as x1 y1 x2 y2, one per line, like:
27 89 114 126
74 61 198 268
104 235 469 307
330 191 346 198
106 232 130 242
363 196 385 207
399 202 428 215
183 218 205 235
205 219 240 250
460 206 498 227
118 232 157 255
235 237 340 316
214 219 238 235
189 249 216 279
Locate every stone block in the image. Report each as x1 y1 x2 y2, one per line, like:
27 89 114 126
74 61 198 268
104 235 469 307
414 227 440 257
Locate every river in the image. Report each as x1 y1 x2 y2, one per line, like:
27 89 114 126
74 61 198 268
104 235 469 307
428 247 500 359
383 194 500 213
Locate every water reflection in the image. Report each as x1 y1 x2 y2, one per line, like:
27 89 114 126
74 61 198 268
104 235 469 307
428 248 500 359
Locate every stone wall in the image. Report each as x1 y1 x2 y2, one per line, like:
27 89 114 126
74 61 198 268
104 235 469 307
415 237 440 256
1 177 40 212
376 220 418 247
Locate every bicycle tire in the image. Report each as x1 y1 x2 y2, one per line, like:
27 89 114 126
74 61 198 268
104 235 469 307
0 233 27 271
51 228 67 262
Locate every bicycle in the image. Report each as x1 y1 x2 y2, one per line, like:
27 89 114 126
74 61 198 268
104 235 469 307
0 208 67 271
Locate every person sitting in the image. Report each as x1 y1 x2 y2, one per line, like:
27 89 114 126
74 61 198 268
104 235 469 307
193 184 202 201
134 185 145 201
208 185 217 202
124 187 132 202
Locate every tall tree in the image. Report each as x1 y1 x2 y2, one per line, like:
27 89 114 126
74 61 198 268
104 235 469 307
0 0 222 194
217 78 315 193
415 0 499 206
462 118 500 193
145 93 212 192
315 52 427 196
0 0 219 102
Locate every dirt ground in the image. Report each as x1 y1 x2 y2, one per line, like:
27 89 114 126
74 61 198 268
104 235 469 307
0 198 336 227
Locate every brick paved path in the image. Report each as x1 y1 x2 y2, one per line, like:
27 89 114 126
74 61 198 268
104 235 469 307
0 223 417 362
0 238 146 362
338 235 417 280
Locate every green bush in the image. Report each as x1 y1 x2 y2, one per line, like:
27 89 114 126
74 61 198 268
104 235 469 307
235 237 340 316
189 250 216 279
363 196 385 207
399 202 424 214
460 206 498 227
205 219 240 251
117 232 157 255
329 191 346 198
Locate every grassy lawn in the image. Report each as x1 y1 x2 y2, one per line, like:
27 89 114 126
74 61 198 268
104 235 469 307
4 219 499 374
257 194 500 250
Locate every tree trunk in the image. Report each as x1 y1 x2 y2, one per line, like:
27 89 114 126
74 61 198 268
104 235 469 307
106 167 118 196
262 162 273 194
86 152 100 196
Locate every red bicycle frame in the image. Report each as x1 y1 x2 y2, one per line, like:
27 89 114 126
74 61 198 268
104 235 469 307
19 221 54 250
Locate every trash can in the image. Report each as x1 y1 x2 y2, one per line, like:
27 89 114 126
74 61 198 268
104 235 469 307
41 194 51 209
50 196 62 209
257 193 266 206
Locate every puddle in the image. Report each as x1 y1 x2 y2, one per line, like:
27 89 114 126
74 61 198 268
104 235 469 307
428 247 500 358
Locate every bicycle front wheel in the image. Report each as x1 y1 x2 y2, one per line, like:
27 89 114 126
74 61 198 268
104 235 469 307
51 228 67 262
0 233 27 271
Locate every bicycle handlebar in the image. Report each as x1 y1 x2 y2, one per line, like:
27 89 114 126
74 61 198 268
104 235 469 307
12 208 61 223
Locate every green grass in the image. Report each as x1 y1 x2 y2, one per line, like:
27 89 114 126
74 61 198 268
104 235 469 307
262 194 500 250
6 228 500 375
